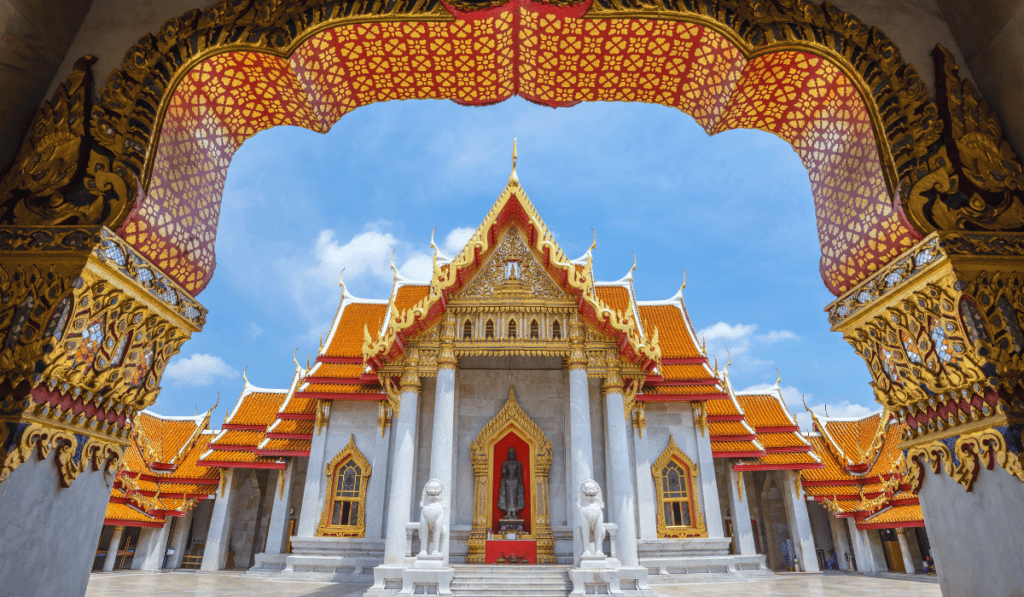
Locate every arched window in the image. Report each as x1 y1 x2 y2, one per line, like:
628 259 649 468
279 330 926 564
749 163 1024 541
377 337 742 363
530 319 539 340
651 436 706 538
508 319 517 339
485 319 494 339
463 320 473 340
552 320 562 340
318 435 371 537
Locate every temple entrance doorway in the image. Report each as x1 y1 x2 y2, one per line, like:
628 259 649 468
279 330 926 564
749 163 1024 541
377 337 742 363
467 389 556 564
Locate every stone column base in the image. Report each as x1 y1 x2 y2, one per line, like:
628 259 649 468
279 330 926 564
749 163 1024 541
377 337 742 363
569 566 655 596
401 561 454 596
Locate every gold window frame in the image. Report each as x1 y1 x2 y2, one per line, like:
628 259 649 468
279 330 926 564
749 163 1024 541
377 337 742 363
317 435 371 537
652 436 707 538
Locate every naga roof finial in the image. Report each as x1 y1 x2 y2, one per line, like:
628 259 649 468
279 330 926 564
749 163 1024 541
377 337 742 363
681 268 686 290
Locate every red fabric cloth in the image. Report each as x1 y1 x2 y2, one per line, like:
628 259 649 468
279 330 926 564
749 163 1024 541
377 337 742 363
484 540 537 564
491 431 531 533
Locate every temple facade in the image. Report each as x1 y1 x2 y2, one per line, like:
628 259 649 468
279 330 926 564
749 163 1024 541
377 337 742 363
93 173 933 590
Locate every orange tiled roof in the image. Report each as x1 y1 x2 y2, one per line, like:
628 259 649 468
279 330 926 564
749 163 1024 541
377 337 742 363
268 419 315 436
859 504 924 527
711 440 765 455
641 384 721 396
706 395 745 417
596 286 632 318
325 303 388 358
199 449 264 464
259 438 312 454
751 451 821 468
735 393 798 429
133 411 207 467
105 502 161 525
226 389 286 428
166 434 220 482
212 430 264 447
660 364 712 380
395 285 430 312
160 482 218 495
310 363 365 378
301 383 384 395
709 421 756 437
637 305 701 359
758 432 811 450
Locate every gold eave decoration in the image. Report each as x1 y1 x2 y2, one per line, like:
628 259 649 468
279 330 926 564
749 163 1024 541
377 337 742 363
363 179 660 373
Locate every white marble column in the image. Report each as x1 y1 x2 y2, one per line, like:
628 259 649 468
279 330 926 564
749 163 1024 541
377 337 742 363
297 401 330 537
780 470 818 572
201 469 238 571
138 518 173 570
166 509 194 569
130 527 155 570
692 405 724 539
847 518 878 572
365 421 392 539
632 422 657 540
264 460 296 555
896 528 917 574
603 374 639 566
102 526 125 572
827 512 853 570
726 465 756 554
383 375 421 565
429 362 456 561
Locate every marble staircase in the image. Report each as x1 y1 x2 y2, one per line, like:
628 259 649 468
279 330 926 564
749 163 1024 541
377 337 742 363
450 564 572 597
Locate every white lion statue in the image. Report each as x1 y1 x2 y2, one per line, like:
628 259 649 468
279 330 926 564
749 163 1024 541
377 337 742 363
418 478 447 557
577 479 606 557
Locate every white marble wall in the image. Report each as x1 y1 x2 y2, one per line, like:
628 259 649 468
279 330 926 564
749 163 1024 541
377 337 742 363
0 447 113 597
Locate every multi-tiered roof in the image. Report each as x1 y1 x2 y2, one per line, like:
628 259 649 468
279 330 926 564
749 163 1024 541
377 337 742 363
105 409 219 528
800 409 923 529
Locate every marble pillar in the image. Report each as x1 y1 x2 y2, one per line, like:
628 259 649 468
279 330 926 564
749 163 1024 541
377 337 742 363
896 528 916 574
632 424 657 540
780 471 818 572
383 386 421 565
137 519 173 571
429 365 456 560
847 518 879 572
692 414 724 539
297 402 330 538
102 526 125 572
166 509 194 569
264 461 296 555
201 469 238 571
726 465 756 554
603 383 639 566
827 512 853 570
365 422 392 540
131 526 157 570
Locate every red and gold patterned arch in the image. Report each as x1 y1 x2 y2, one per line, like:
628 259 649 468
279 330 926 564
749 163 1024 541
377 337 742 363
6 0 969 297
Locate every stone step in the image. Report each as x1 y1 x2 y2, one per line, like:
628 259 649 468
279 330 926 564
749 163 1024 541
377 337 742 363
451 564 572 597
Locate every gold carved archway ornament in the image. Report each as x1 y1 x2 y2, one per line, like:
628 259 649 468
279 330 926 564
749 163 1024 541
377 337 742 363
7 0 1024 297
317 434 371 537
0 226 205 488
651 436 706 539
467 388 555 563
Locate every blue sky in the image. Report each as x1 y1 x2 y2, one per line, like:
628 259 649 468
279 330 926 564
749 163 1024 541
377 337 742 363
157 97 877 429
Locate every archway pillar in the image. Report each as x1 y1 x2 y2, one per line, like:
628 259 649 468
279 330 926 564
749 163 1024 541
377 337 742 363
830 230 1024 594
0 226 203 596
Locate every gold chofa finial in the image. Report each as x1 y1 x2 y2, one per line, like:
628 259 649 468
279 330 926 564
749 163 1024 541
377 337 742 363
509 137 519 186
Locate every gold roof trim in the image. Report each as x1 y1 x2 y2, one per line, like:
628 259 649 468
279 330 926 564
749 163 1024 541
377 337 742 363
363 177 660 371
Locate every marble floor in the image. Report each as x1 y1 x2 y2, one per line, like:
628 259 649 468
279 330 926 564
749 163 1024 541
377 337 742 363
85 571 940 597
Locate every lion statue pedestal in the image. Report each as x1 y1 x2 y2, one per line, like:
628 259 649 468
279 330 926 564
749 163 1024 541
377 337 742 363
400 479 454 596
569 480 656 597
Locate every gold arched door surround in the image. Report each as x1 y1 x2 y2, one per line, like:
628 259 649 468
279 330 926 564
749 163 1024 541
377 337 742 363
5 0 1023 298
317 435 371 537
652 436 707 539
467 388 554 563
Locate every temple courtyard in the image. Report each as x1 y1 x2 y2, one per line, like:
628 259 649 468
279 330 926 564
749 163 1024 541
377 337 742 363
85 571 939 597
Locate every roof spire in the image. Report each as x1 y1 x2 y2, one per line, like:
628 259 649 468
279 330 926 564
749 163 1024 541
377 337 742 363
775 368 782 388
681 268 686 290
509 137 519 186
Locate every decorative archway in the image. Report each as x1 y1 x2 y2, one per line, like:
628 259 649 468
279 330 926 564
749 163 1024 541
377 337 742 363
6 0 1022 300
467 387 554 563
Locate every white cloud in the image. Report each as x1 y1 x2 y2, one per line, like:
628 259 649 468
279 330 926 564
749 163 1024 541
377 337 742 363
755 330 798 344
443 227 475 256
697 321 797 370
164 354 239 387
247 322 262 339
400 253 434 281
739 382 874 432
